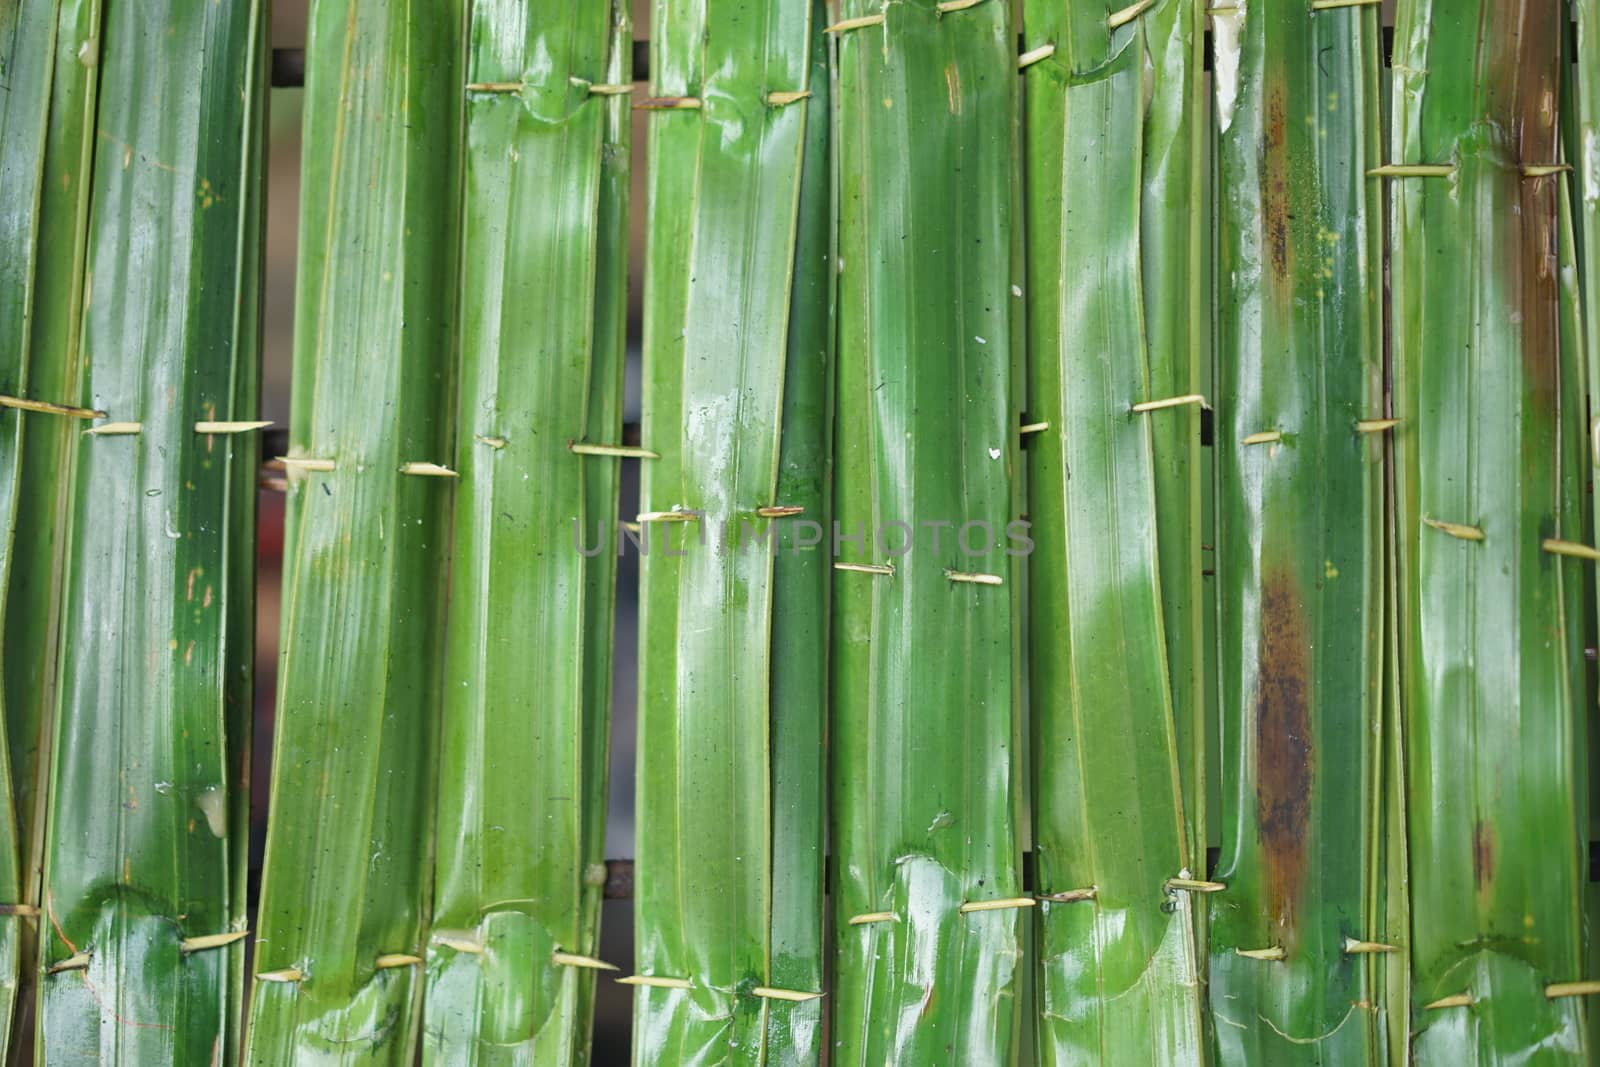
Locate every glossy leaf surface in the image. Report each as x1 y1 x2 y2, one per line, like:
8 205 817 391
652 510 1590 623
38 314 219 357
0 0 62 1049
423 2 628 1063
1209 0 1386 1061
4 5 86 940
37 0 264 1059
5 4 100 1049
1390 0 1589 1059
1569 0 1600 1054
1579 0 1600 753
764 5 832 1062
246 1 460 1061
633 0 823 1061
1020 2 1203 1061
830 1 1022 1061
1140 0 1206 867
570 10 632 1058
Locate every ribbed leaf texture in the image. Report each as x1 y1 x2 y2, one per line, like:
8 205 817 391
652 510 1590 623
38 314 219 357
571 8 632 1059
0 0 64 1050
1578 0 1600 860
633 1 826 1061
1390 0 1590 1059
830 1 1023 1061
5 1 103 1052
1019 1 1204 1061
765 6 832 1062
0 6 1590 1065
1209 0 1387 1061
1583 0 1600 376
422 2 629 1063
1140 0 1206 868
34 0 264 1059
1568 0 1600 1053
246 1 460 1061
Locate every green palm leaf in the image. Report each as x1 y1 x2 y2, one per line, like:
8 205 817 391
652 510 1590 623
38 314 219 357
570 10 633 1059
246 1 461 1061
422 2 629 1062
1140 0 1207 869
1390 0 1590 1058
1019 1 1204 1060
4 1 105 1051
33 0 265 1058
765 6 833 1061
829 1 1023 1060
0 0 66 1050
1582 0 1600 391
632 1 826 1060
1567 0 1600 1050
1208 0 1387 1060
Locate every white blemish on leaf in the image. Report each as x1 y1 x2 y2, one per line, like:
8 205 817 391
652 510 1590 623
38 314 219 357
196 788 226 838
1213 4 1245 133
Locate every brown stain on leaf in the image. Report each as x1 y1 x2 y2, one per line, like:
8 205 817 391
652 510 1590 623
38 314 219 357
1501 0 1561 397
1256 567 1314 938
1263 85 1290 280
1472 819 1496 893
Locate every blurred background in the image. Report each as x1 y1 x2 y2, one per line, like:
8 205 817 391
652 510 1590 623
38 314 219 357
258 3 653 1057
